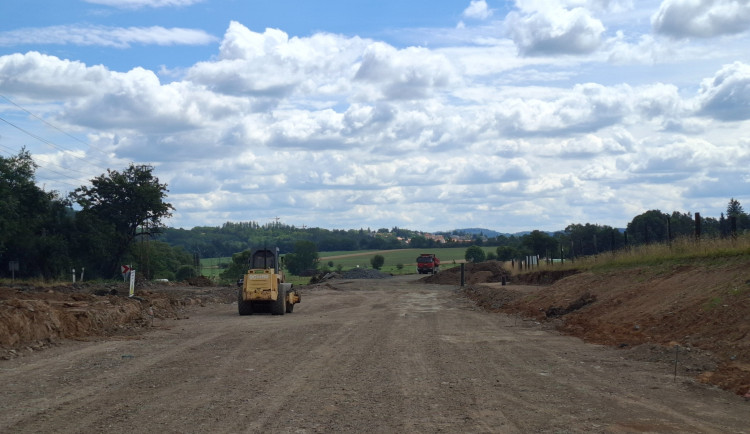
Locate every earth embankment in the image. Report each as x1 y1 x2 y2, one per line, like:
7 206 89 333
461 258 750 395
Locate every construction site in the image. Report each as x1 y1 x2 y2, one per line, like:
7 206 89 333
1 260 748 432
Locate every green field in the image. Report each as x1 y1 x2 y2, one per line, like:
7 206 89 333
199 246 498 282
199 257 232 279
318 247 483 274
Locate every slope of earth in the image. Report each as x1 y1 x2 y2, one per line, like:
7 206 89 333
0 281 236 359
462 258 750 396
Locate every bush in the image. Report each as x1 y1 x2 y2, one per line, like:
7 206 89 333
370 254 385 270
175 265 197 281
465 245 486 263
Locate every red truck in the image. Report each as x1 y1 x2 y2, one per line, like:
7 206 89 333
416 253 440 274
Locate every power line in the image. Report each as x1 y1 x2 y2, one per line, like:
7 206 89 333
0 143 92 189
0 114 113 172
0 94 115 164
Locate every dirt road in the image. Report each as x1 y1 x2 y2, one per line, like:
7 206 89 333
1 275 747 433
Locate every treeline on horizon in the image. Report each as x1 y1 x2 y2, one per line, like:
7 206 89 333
161 199 749 262
2 148 749 281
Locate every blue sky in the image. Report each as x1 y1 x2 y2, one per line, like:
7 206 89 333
1 0 749 233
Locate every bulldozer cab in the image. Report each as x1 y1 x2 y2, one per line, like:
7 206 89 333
251 249 277 271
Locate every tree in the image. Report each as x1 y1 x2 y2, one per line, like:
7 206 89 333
727 198 744 217
220 249 253 281
496 246 519 261
409 235 431 249
0 148 74 279
464 245 486 263
69 164 173 278
370 254 385 270
126 240 193 280
520 230 557 257
284 241 319 275
626 210 668 245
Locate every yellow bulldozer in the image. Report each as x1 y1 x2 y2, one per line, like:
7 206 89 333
237 248 301 315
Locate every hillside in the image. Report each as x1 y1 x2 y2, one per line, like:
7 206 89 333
460 258 750 396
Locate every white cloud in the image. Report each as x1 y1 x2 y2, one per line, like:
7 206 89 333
354 42 458 100
187 23 366 99
2 15 750 232
618 135 747 183
463 0 493 20
0 25 217 48
489 83 632 135
506 6 606 55
696 61 750 120
653 0 750 39
545 133 631 158
0 52 110 99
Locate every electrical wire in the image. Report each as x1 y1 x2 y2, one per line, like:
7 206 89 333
0 95 157 193
0 94 115 166
0 114 112 173
0 143 91 190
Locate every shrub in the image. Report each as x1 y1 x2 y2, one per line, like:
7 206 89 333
370 254 385 270
175 265 197 281
465 245 486 263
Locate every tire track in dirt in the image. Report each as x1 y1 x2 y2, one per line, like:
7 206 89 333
1 275 747 433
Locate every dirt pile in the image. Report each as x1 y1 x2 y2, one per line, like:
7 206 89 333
419 261 511 285
186 276 214 286
462 284 528 310
513 268 581 284
0 282 236 359
461 259 750 395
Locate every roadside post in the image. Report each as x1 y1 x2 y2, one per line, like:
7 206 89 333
129 268 136 298
121 265 131 281
9 261 19 282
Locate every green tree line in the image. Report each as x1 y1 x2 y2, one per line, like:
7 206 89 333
1 149 183 280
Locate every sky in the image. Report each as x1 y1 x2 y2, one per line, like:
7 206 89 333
0 0 749 233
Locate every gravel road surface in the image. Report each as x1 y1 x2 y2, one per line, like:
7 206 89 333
1 275 747 433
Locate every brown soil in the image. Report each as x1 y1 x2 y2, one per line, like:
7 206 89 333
0 280 236 358
461 258 750 396
1 275 748 433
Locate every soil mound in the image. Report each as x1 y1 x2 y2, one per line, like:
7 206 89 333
464 259 750 395
0 282 236 359
420 261 511 285
186 276 213 286
513 269 581 284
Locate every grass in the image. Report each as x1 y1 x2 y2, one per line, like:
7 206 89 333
317 247 493 273
198 247 487 284
200 257 231 279
514 233 750 275
200 234 750 284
